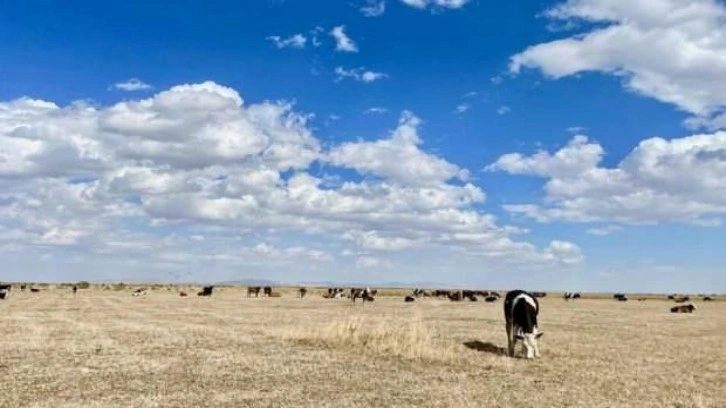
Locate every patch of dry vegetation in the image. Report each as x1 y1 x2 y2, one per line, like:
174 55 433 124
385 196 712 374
0 286 724 407
287 315 455 362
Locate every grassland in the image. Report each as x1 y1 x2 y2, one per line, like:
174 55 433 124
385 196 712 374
0 286 724 407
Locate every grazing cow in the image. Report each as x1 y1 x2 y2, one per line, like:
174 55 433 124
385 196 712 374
20 284 26 291
263 286 273 297
614 293 627 301
247 287 261 297
484 296 498 303
668 294 677 300
564 292 581 300
132 288 147 297
404 295 415 302
531 292 547 298
448 290 464 302
72 285 78 295
637 297 647 301
30 288 40 293
198 286 214 297
504 290 543 359
351 287 375 303
703 296 713 302
179 291 188 297
674 296 690 303
671 304 696 313
325 287 345 299
0 283 10 300
299 287 307 299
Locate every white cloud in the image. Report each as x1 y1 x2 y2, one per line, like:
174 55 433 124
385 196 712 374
0 82 582 282
364 107 388 114
509 0 726 130
586 225 622 236
489 132 726 226
462 91 478 99
334 67 388 83
112 79 152 92
361 0 386 16
490 76 503 85
401 0 471 10
330 25 359 53
496 106 511 115
266 33 307 49
455 104 470 114
355 256 393 269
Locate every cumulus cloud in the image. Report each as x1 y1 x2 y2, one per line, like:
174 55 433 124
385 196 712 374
111 79 152 91
360 0 386 16
266 33 307 49
586 225 622 236
509 0 726 130
488 132 726 226
0 81 582 281
401 0 471 10
334 67 388 83
496 106 511 115
330 26 358 53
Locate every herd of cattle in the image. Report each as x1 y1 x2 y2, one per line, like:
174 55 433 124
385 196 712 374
0 282 720 359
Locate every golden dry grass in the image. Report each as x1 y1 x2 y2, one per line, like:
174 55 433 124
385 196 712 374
0 287 724 407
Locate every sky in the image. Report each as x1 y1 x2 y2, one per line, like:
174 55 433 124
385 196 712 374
1 0 726 293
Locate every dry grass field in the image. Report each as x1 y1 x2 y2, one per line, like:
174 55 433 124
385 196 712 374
1 287 724 408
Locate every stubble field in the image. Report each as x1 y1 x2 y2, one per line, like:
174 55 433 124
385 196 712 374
0 287 724 408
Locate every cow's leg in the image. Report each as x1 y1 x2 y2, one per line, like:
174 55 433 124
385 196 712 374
506 320 515 357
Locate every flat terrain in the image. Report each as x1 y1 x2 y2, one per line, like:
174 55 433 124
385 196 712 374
1 287 724 407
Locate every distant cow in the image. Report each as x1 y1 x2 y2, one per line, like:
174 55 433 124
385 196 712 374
637 297 647 301
448 290 464 302
614 293 628 301
485 296 498 303
179 291 188 297
197 286 214 297
351 287 375 303
703 296 713 302
404 296 415 303
531 292 547 298
30 288 40 293
247 287 261 297
671 304 696 313
20 285 26 291
504 290 543 359
132 289 147 297
72 285 78 295
564 292 581 300
0 284 10 300
325 287 345 299
263 286 273 297
299 287 307 299
673 296 690 303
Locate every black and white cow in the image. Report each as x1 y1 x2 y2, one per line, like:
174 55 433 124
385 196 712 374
504 290 543 359
0 283 10 300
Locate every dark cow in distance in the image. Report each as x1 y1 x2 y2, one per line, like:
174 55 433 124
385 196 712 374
563 292 581 300
404 296 415 303
504 290 543 359
484 296 498 303
263 286 273 297
671 304 696 313
299 287 307 299
30 288 40 293
198 286 214 297
531 292 547 298
0 283 10 300
614 293 628 301
703 296 713 302
247 287 261 297
673 296 690 303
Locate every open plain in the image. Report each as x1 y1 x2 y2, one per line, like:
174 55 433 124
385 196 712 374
0 286 724 408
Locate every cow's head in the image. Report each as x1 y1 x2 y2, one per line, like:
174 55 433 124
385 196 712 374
515 329 543 359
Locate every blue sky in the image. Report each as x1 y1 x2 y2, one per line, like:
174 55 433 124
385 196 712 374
1 0 726 293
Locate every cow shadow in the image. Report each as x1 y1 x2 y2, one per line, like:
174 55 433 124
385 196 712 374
463 340 507 356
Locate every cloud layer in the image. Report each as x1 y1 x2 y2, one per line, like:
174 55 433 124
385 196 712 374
0 82 580 282
489 132 726 226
